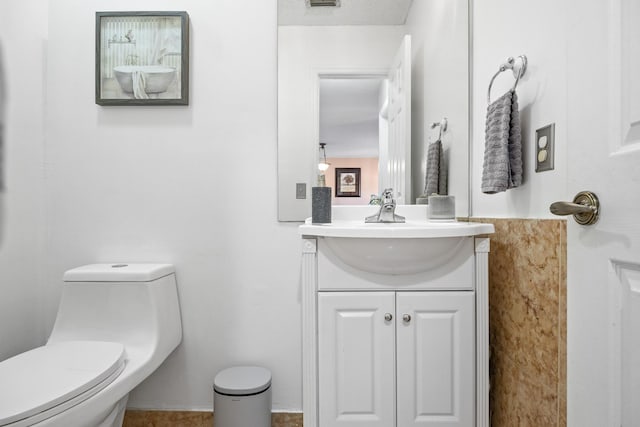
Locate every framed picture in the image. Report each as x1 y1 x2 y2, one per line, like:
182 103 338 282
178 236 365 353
335 168 361 197
95 11 189 106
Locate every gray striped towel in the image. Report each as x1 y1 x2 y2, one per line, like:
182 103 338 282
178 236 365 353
424 139 448 197
481 89 522 193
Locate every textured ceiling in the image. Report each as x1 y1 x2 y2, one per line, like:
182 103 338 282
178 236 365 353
278 0 414 26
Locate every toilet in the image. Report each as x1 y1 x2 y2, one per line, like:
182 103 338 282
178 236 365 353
0 263 182 427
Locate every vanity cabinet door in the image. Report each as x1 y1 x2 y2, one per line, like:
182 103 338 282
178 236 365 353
396 292 475 427
318 292 396 427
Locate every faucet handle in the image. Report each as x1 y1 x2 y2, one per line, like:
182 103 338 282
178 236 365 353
381 188 395 202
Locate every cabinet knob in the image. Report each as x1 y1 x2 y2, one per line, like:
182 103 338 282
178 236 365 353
403 314 411 323
384 313 393 321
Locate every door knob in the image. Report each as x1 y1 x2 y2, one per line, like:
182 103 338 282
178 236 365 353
550 191 599 225
402 314 411 323
384 313 393 322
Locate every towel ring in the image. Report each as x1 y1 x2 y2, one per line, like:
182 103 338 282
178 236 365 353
430 117 448 141
487 55 527 104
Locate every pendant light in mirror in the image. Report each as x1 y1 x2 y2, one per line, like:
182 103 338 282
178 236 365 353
318 142 330 171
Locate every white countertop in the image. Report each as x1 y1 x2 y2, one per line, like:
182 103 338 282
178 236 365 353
299 206 494 238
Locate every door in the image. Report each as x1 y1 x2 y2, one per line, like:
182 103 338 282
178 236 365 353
386 35 411 204
566 0 640 425
318 292 395 427
396 292 475 427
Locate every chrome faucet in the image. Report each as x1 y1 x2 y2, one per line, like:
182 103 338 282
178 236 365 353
365 188 406 223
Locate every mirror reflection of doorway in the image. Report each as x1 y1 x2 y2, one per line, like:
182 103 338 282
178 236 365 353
319 77 386 205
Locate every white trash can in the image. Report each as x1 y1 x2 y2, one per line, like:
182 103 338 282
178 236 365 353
213 366 271 427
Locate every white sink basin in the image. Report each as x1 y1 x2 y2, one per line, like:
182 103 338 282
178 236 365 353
299 206 494 274
299 205 494 239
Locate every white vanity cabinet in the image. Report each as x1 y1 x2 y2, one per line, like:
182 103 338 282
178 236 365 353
300 214 492 427
318 291 475 427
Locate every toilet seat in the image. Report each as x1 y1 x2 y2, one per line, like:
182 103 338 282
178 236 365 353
0 341 126 427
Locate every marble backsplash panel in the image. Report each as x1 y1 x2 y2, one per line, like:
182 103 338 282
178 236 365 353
473 218 567 427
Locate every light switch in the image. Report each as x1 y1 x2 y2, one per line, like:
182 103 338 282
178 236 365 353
535 124 555 172
296 183 307 199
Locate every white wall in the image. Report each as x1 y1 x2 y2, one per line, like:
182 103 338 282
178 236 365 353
277 25 406 221
471 0 568 218
0 0 48 362
43 0 302 411
406 0 469 216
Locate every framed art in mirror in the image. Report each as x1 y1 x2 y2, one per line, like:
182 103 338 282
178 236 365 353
335 168 361 197
95 11 189 106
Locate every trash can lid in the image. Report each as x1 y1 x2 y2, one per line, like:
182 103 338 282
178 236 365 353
214 366 271 395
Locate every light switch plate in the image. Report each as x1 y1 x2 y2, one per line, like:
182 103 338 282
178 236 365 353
535 123 555 172
296 183 307 199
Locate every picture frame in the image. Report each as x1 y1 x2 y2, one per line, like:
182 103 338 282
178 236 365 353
95 11 190 106
335 168 361 197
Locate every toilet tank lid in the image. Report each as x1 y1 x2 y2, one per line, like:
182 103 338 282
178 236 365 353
63 263 175 282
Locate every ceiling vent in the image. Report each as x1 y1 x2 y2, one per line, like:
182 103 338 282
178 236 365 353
307 0 341 7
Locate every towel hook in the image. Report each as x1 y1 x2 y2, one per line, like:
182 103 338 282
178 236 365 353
487 55 528 104
430 117 448 141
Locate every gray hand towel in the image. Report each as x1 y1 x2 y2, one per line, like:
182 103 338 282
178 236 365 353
481 89 522 193
424 139 448 197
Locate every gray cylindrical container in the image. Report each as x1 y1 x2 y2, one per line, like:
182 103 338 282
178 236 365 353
213 366 271 427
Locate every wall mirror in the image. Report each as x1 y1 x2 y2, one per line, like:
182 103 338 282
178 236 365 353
277 0 470 221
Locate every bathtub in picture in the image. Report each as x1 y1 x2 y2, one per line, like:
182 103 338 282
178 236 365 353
113 65 177 95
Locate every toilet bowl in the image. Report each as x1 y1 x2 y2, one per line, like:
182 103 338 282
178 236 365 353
0 263 182 427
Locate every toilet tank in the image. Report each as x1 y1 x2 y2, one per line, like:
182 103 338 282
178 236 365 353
47 264 182 358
